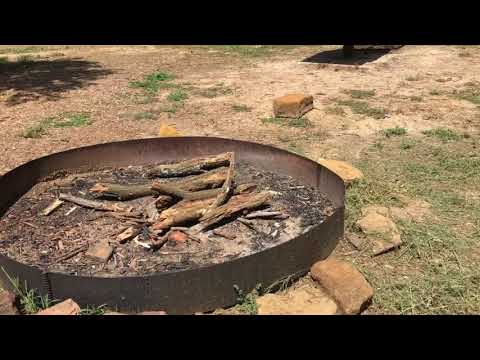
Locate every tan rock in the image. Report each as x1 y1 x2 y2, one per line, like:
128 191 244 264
85 241 113 262
138 310 167 315
273 94 314 118
317 159 363 185
168 231 188 243
356 212 397 235
37 299 80 315
257 285 338 315
158 123 180 137
372 234 403 257
346 233 365 250
0 290 19 315
310 258 373 315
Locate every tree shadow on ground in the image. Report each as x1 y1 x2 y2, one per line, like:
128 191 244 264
0 57 114 106
302 46 403 66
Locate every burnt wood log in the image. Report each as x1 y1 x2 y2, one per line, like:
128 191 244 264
146 152 231 178
59 193 133 213
89 167 228 202
191 191 270 233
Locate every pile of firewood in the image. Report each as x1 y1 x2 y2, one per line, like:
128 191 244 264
45 152 288 255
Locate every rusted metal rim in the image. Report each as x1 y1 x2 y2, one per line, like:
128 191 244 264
0 137 345 314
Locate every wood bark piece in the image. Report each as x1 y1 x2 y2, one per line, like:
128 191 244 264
51 244 89 264
202 152 235 218
146 152 231 178
144 200 160 222
59 193 133 213
245 210 288 219
116 226 141 244
152 206 207 231
42 198 64 216
89 183 153 201
213 229 236 240
191 191 270 233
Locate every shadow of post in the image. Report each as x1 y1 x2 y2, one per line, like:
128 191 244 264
302 46 403 66
0 57 115 106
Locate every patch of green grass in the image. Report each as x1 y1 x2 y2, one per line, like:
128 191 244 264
231 104 251 112
233 284 261 315
262 116 312 128
197 85 233 98
454 85 480 105
21 113 91 138
132 111 156 121
337 100 387 119
2 268 54 314
344 136 480 314
129 71 176 94
459 51 472 58
167 89 188 102
287 142 306 155
0 46 49 55
345 89 376 99
422 128 461 142
80 304 108 315
400 139 416 150
325 106 346 116
222 45 271 57
52 113 91 128
406 74 422 81
383 126 407 138
410 96 423 102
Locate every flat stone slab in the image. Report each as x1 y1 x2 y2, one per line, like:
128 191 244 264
273 94 314 118
37 299 80 315
311 258 373 315
317 159 363 186
257 284 338 315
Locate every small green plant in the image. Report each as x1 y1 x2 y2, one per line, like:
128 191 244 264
231 104 251 112
454 86 480 105
52 113 91 128
400 139 416 150
262 117 312 128
222 45 271 57
233 284 261 314
383 126 407 138
80 304 108 315
337 100 387 119
406 74 422 81
2 268 54 314
325 106 346 116
167 89 188 102
132 111 155 121
130 71 176 94
287 142 306 155
197 85 233 98
346 89 376 99
422 128 461 142
410 96 423 102
21 113 91 138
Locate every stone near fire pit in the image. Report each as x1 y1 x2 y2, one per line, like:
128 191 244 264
317 159 363 186
158 123 180 137
0 290 19 315
310 258 373 315
37 298 80 315
273 94 314 118
85 240 114 262
257 286 338 315
138 310 167 315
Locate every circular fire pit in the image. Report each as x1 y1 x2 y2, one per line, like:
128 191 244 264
0 137 344 314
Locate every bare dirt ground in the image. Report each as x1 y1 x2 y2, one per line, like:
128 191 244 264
1 45 479 314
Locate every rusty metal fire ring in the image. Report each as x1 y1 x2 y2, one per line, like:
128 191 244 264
0 137 345 314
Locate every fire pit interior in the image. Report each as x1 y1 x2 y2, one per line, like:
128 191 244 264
0 137 344 314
